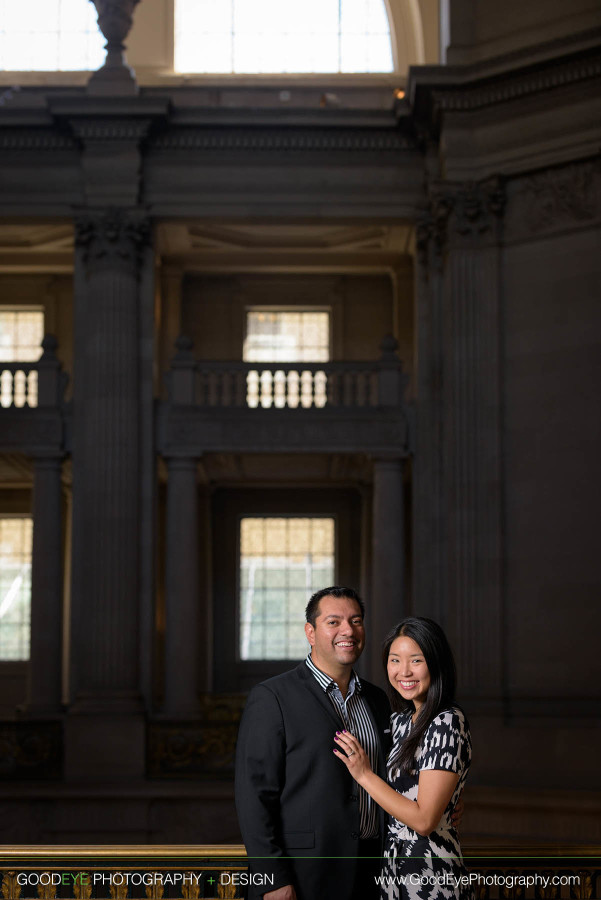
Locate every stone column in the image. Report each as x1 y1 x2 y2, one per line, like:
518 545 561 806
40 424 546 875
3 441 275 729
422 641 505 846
412 212 447 625
432 178 505 705
164 457 200 716
27 457 63 714
66 208 150 780
370 457 405 681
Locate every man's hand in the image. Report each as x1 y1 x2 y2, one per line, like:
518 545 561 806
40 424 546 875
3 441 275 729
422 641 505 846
264 885 297 900
451 790 464 830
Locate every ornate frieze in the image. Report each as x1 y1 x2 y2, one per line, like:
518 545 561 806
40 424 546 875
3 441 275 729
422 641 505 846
74 208 151 273
507 157 601 239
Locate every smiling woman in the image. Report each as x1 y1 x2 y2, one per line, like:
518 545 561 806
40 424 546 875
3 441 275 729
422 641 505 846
174 0 394 74
334 617 475 900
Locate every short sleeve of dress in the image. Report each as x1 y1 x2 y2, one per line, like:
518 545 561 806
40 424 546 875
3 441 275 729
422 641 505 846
418 708 467 773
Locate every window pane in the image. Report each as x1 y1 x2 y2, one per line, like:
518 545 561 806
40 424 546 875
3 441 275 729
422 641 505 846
243 310 330 363
0 0 104 71
0 517 33 660
240 517 335 660
0 309 44 362
174 0 393 73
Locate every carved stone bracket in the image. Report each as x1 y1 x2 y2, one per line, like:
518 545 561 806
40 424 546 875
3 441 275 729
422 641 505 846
74 208 151 275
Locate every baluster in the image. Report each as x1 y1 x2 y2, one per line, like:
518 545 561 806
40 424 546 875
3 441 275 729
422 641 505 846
343 369 353 406
1 370 12 408
222 370 232 408
208 371 218 406
299 370 311 408
356 371 366 407
315 370 327 408
234 369 246 407
272 369 284 408
260 369 273 408
28 369 39 407
247 370 259 408
367 370 378 406
287 369 299 408
14 369 26 408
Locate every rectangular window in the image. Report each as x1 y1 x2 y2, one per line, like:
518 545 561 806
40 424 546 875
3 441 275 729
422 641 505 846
239 516 335 660
243 309 330 363
0 308 44 362
0 517 32 660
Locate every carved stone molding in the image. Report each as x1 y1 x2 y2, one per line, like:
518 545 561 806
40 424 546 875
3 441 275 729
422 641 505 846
150 127 417 154
74 208 151 274
71 119 154 144
0 130 77 151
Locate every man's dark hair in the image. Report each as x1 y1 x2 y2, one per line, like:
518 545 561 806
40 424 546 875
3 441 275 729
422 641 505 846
305 586 365 627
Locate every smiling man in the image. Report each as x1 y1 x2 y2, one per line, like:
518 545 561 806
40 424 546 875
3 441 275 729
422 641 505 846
235 586 391 900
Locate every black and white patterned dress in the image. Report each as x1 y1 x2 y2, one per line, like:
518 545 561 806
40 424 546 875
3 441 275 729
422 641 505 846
379 707 474 900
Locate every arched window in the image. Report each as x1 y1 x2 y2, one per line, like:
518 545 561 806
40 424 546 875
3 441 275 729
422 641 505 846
0 0 105 71
175 0 394 74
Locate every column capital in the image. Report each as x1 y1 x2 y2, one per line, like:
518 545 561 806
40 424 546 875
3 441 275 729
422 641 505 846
417 176 506 269
74 207 151 275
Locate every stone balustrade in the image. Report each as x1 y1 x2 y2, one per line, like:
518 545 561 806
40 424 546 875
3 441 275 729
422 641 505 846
165 334 407 411
0 365 38 409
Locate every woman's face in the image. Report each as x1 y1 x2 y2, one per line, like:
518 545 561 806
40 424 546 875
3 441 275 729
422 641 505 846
387 635 431 709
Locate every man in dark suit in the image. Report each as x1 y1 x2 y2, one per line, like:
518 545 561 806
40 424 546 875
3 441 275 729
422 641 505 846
235 586 392 900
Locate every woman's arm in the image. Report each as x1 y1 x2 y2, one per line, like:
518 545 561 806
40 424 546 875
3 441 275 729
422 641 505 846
334 731 459 837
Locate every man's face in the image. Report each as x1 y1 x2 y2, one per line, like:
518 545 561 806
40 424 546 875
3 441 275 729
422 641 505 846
304 595 365 674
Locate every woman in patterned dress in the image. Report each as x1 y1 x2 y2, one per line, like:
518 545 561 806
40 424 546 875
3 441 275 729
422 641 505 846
334 617 474 900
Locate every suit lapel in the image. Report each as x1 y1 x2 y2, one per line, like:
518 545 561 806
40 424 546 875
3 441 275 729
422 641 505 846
295 662 345 730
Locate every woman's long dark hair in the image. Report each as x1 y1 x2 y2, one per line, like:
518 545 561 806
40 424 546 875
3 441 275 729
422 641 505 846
382 617 457 774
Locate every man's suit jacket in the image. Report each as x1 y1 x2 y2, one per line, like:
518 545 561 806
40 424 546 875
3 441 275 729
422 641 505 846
235 661 392 900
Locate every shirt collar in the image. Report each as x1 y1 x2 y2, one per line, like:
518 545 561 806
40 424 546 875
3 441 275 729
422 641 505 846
305 652 362 694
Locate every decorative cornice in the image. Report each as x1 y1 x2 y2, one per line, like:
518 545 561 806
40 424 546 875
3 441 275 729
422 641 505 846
149 127 417 153
74 207 151 273
0 130 77 151
71 118 153 143
432 53 601 114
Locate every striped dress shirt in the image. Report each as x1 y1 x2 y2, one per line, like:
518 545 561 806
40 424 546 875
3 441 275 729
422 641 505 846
305 653 380 839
